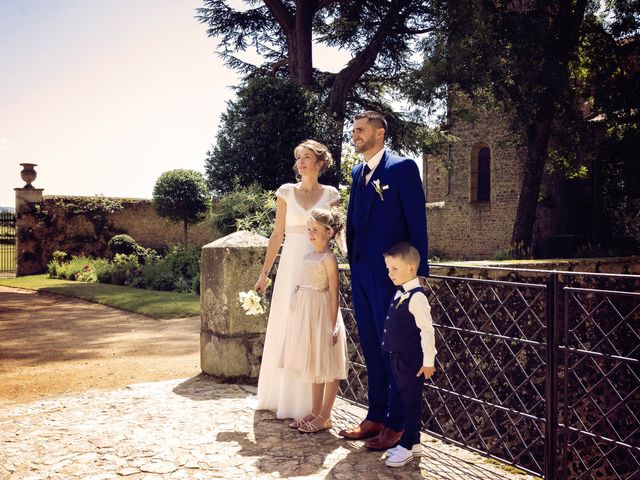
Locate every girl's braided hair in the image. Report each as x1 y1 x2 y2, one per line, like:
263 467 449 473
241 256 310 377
309 207 343 239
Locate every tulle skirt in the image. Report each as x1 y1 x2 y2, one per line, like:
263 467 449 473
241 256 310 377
279 286 348 384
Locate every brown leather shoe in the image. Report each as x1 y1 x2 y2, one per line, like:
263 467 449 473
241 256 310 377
338 420 384 440
364 427 403 451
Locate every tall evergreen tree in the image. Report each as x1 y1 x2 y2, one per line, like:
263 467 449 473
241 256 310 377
197 0 445 173
204 76 336 197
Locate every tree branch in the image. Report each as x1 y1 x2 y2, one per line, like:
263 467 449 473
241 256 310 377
328 0 413 116
263 0 294 34
399 26 438 35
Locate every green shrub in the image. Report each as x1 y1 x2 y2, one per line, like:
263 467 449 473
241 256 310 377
211 185 276 237
134 258 175 291
46 246 199 294
55 256 95 280
135 245 159 264
75 266 97 283
108 234 138 256
95 253 140 286
109 254 140 285
192 273 200 295
135 247 200 294
47 250 69 278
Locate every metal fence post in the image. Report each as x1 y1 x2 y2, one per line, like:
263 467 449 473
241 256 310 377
545 271 559 479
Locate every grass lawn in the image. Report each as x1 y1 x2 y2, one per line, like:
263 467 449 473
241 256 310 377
0 274 200 319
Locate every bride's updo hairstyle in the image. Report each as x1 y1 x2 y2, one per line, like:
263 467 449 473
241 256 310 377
294 139 334 176
309 207 343 239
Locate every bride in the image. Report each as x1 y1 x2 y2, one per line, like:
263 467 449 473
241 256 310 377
254 139 341 420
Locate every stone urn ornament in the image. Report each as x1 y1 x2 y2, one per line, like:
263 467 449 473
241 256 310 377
20 163 37 188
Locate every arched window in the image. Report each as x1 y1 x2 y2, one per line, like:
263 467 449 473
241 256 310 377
471 143 491 202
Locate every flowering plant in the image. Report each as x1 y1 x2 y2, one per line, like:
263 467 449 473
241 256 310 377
372 179 389 201
395 292 411 308
239 290 266 315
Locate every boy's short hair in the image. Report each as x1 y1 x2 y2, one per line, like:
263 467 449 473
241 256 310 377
383 242 421 267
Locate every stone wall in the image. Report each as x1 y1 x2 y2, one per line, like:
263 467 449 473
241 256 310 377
109 199 217 250
16 195 220 275
426 93 523 260
432 256 640 275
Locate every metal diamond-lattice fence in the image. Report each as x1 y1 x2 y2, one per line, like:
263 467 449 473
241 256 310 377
337 264 640 479
423 275 549 476
560 287 640 479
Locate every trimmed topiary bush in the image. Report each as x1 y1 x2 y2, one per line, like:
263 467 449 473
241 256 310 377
108 234 138 256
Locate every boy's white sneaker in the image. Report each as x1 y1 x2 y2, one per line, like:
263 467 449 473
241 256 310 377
385 444 421 458
385 445 419 467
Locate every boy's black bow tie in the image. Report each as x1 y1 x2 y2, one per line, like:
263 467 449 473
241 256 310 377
396 286 405 293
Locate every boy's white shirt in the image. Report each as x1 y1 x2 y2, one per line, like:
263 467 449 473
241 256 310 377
392 277 437 367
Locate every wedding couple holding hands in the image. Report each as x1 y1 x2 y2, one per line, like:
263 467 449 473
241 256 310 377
254 111 436 468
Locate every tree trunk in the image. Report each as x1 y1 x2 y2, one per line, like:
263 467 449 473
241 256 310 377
327 110 345 186
183 218 188 249
294 0 314 87
511 119 552 258
508 0 588 258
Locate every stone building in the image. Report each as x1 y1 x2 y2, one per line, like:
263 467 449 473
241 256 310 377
424 95 598 261
424 95 525 260
425 36 639 261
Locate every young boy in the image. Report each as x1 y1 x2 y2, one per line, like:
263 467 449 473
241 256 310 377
381 242 437 468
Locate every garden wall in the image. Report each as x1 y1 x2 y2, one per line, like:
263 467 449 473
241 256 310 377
16 195 220 276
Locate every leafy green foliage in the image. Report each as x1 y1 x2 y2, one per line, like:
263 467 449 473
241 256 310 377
152 169 212 247
211 184 276 237
47 247 201 295
108 234 138 255
407 0 640 256
204 77 336 196
47 255 108 282
153 169 211 224
133 247 201 294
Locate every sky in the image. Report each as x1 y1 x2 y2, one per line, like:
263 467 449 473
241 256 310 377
0 0 351 208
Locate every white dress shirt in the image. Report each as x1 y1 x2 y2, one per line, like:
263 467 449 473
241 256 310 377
392 277 437 367
363 148 385 184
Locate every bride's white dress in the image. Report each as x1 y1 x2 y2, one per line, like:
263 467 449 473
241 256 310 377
256 183 340 419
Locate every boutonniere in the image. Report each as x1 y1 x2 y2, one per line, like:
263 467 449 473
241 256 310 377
372 179 389 201
395 292 410 308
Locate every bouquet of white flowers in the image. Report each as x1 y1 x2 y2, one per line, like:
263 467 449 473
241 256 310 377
239 278 271 316
239 289 266 316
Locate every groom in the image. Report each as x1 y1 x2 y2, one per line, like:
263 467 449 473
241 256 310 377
341 111 429 451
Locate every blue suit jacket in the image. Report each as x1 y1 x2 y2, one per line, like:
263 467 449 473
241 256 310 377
346 150 429 277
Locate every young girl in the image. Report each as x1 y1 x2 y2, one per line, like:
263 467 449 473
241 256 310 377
279 208 348 433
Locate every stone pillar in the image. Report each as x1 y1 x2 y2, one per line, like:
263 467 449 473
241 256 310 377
200 230 269 382
15 163 44 276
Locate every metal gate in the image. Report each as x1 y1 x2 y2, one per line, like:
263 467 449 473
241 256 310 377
338 264 640 479
0 211 16 273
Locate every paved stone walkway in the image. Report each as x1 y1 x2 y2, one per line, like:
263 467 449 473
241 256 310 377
0 375 539 480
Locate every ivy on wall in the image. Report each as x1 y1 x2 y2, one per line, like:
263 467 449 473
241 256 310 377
18 196 128 274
